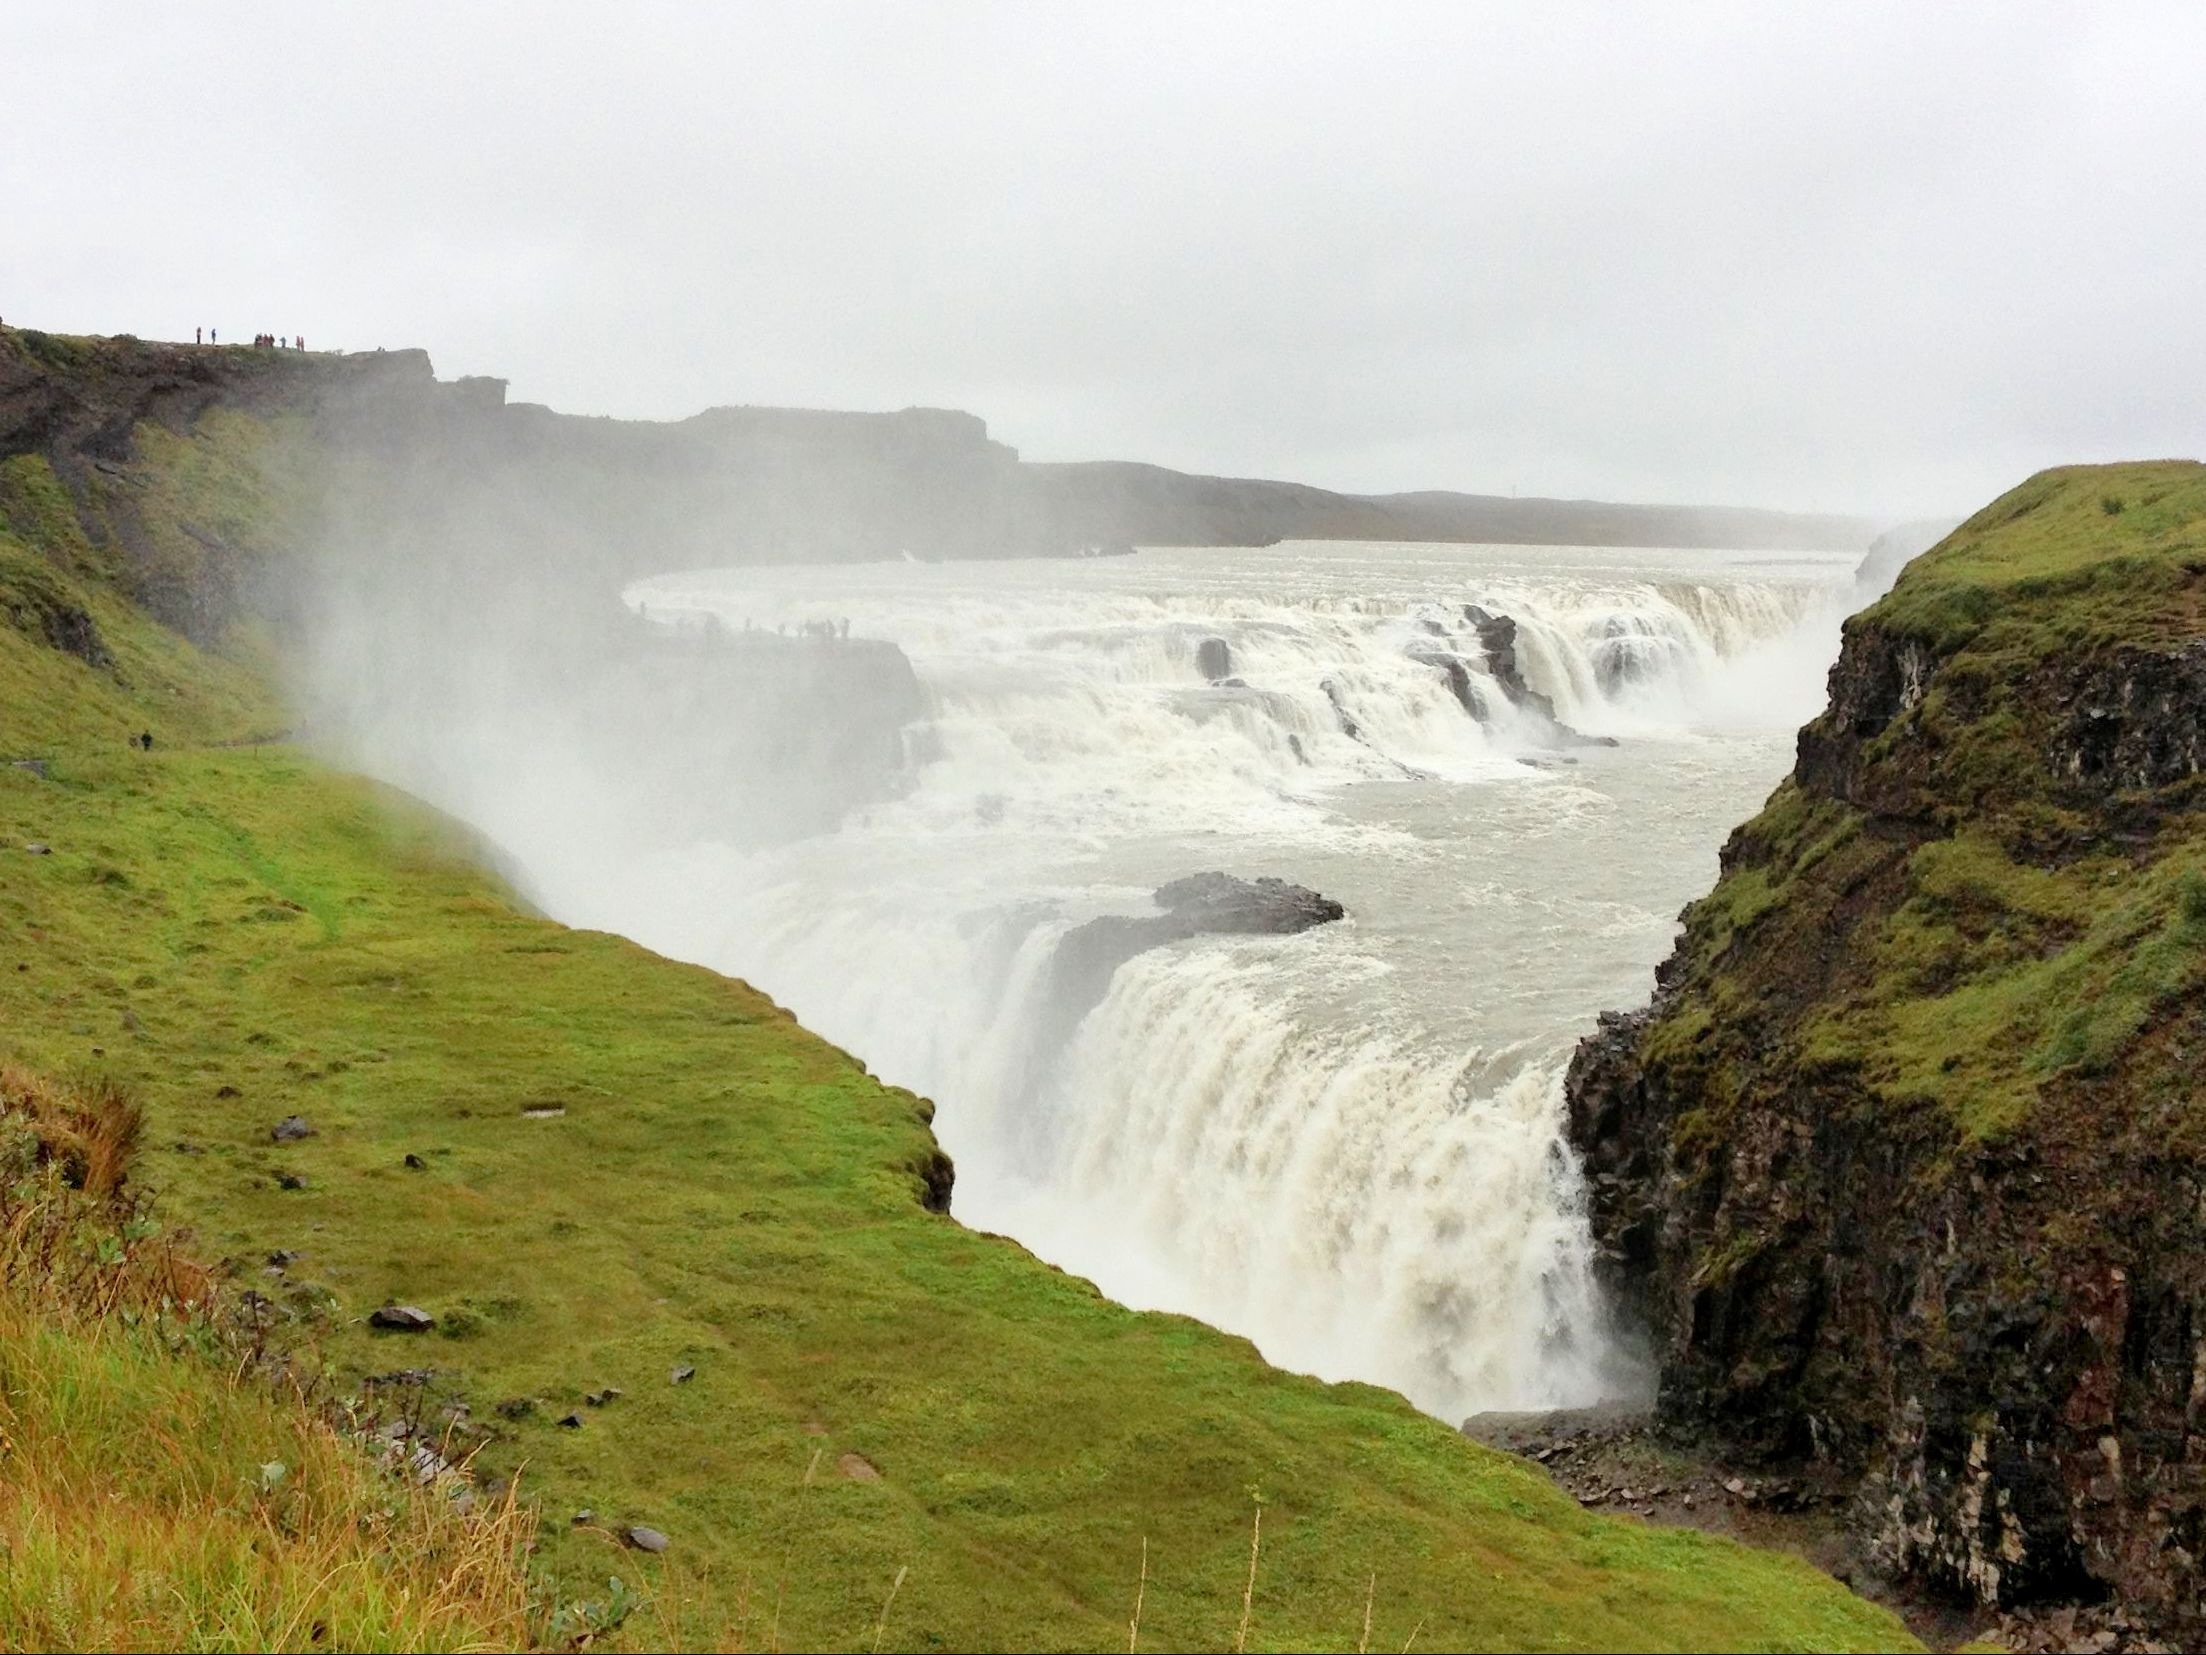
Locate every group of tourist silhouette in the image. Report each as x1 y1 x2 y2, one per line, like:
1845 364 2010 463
192 328 305 349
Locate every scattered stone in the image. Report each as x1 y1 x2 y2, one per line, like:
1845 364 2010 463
274 1170 308 1190
23 842 52 855
837 1452 881 1482
215 1084 240 1099
173 1140 204 1155
572 1509 594 1526
624 1525 670 1553
11 759 49 779
369 1304 435 1332
403 1152 427 1170
557 1412 585 1429
268 1249 301 1267
271 1115 314 1142
519 1104 566 1119
585 1387 623 1407
669 1365 696 1385
493 1396 537 1421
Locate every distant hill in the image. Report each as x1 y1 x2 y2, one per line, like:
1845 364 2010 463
1 332 1881 593
1027 461 1877 556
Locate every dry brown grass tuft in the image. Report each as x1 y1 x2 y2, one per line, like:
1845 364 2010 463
0 1064 543 1653
0 1062 145 1198
1 1069 212 1324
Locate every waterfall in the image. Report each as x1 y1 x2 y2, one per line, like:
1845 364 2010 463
309 538 1854 1423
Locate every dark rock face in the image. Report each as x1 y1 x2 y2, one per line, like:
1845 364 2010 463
1407 647 1490 721
2056 640 2206 791
1319 677 1362 740
38 600 108 666
909 1144 955 1214
1196 636 1233 682
1459 605 1616 749
1150 872 1345 933
1038 874 1345 1074
1564 600 2206 1635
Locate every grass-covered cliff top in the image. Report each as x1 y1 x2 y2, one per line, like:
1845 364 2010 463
1876 459 2206 654
0 328 1910 1650
1657 459 2206 1146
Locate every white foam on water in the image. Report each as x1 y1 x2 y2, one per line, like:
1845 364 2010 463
319 537 1857 1421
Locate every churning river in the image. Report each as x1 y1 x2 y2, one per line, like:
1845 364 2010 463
541 539 1858 1423
364 539 1857 1424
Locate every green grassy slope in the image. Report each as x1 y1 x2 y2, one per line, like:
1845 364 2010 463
1660 461 2206 1145
0 334 1911 1651
0 1152 539 1653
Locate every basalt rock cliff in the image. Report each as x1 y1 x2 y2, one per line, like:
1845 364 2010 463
1566 462 2206 1633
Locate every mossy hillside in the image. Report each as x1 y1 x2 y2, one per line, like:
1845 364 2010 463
2 323 331 652
1872 460 2206 660
1649 461 2206 1150
0 748 1911 1652
0 405 295 758
0 325 1910 1649
0 1144 539 1654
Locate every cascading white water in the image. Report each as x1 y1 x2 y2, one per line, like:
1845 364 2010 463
436 538 1857 1424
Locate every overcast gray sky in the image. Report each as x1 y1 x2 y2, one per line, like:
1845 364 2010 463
7 2 2202 517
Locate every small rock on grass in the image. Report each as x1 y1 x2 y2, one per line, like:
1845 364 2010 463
669 1365 696 1385
275 1170 308 1190
23 842 52 855
572 1509 595 1526
404 1152 428 1170
271 1115 314 1142
624 1525 669 1553
369 1304 436 1332
585 1387 622 1407
838 1452 881 1482
557 1412 585 1429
